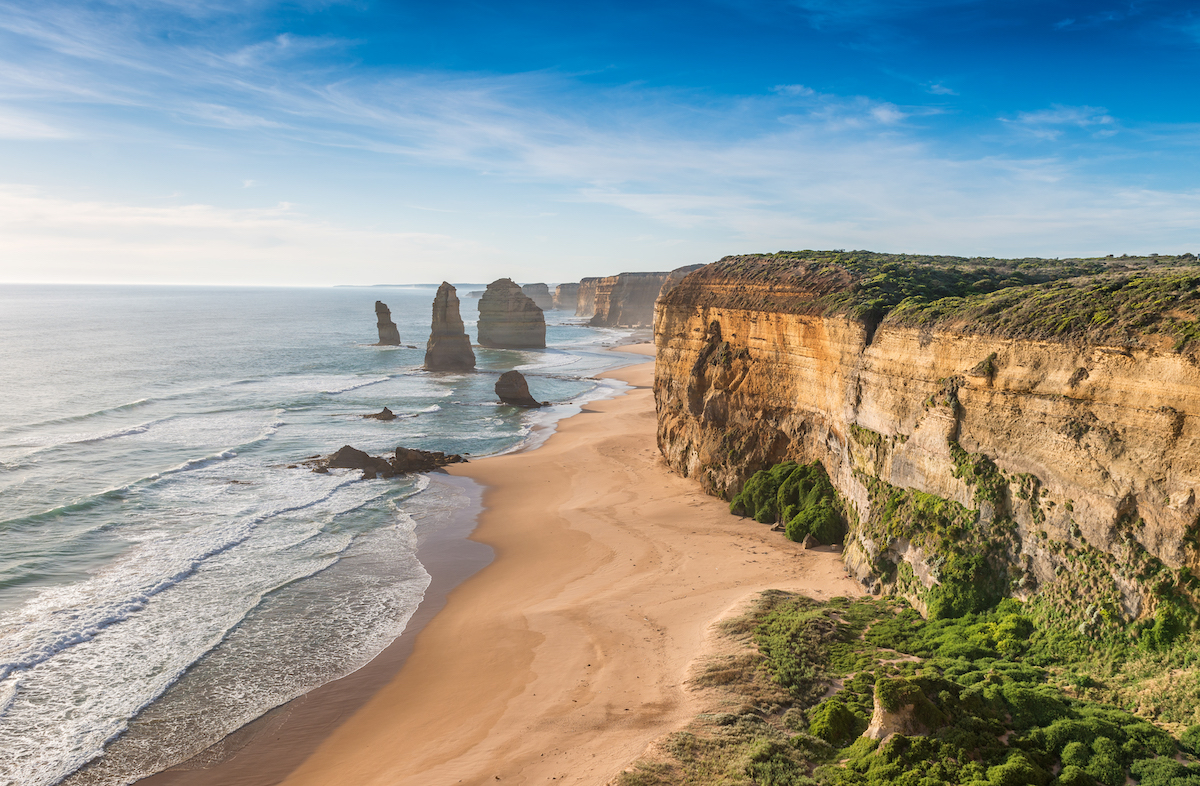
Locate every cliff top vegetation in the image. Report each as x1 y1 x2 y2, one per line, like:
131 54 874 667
663 251 1200 349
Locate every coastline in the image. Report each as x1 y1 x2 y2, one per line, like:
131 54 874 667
264 344 862 785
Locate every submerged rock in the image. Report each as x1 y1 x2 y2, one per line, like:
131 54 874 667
495 370 545 408
424 282 476 371
374 301 401 345
311 444 466 479
364 407 396 421
477 278 546 348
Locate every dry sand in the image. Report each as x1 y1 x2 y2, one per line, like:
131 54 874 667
270 345 863 786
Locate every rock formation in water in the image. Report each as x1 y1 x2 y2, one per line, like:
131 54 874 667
311 444 466 479
655 251 1200 622
521 283 554 311
587 265 701 328
424 282 476 371
374 301 401 345
554 283 579 311
576 277 602 318
364 407 396 421
477 278 546 348
495 370 545 408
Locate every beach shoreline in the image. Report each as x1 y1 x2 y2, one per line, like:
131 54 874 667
266 344 861 786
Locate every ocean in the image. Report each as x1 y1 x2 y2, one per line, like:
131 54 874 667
0 284 638 786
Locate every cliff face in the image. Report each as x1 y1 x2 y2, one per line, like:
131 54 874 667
424 282 476 371
477 278 546 348
576 277 602 318
374 301 401 345
521 283 554 312
554 283 579 311
655 256 1200 621
589 272 670 327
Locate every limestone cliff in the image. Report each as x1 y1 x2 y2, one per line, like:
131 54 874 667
589 266 704 328
521 283 554 312
374 300 401 345
554 283 579 311
655 252 1200 622
477 278 546 349
424 282 476 371
576 277 602 318
588 272 669 327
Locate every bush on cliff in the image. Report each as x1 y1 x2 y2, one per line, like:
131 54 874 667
729 461 845 544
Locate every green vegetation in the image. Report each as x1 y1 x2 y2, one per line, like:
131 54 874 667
618 593 1200 786
700 251 1200 349
730 462 846 544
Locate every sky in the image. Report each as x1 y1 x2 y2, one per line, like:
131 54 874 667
0 0 1197 285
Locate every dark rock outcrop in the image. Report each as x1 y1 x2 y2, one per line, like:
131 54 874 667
477 278 546 348
312 444 466 479
576 277 602 318
364 407 397 421
495 370 545 408
424 282 476 371
554 283 579 311
521 283 554 311
375 301 401 345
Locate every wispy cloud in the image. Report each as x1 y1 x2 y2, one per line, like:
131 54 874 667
1006 104 1118 140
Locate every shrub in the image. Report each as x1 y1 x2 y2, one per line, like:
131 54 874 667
809 698 860 746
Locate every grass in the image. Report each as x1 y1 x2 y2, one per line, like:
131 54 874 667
663 251 1200 349
616 592 1200 786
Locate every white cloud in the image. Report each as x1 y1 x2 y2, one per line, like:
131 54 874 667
0 107 71 139
771 84 816 97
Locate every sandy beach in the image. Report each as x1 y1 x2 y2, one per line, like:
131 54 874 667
255 345 861 786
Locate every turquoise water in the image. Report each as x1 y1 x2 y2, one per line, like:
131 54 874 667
0 285 638 786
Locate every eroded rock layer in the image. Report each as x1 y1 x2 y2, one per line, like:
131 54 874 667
655 254 1200 621
374 301 401 345
554 283 579 311
477 278 546 348
423 282 476 371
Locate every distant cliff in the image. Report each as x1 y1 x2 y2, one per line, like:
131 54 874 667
521 283 554 312
554 283 578 311
589 266 704 328
576 277 602 318
655 251 1200 623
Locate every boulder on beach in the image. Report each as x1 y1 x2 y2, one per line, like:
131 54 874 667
495 370 545 408
364 407 397 421
477 278 546 349
374 301 401 345
423 282 476 371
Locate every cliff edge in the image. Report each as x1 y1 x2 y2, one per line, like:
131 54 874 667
655 251 1200 623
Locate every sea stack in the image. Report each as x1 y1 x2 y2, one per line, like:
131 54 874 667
477 278 546 348
423 282 476 371
520 283 554 311
375 301 401 345
495 370 544 408
554 283 579 311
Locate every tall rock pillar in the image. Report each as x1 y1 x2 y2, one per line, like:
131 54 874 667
375 300 401 345
423 283 476 371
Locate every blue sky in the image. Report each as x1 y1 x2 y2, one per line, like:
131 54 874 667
0 0 1197 285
